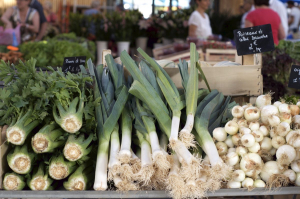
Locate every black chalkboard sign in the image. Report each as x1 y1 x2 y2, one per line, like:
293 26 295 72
288 65 300 89
233 24 275 56
62 56 86 74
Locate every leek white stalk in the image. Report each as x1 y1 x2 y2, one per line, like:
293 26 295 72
135 131 155 184
108 126 121 180
119 107 133 164
256 94 271 109
213 127 227 142
232 106 244 118
178 43 199 147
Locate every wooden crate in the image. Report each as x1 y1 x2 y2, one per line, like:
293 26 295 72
0 126 8 190
152 44 204 63
205 49 236 62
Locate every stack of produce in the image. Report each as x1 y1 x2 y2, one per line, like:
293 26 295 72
0 58 96 191
1 44 239 199
214 95 300 189
0 51 23 64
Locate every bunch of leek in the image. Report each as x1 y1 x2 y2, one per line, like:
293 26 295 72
86 60 129 191
2 172 26 190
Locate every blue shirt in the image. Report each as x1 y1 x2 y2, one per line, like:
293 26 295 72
84 9 100 35
30 0 47 25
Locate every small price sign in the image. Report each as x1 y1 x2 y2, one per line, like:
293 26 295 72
62 56 86 74
288 65 300 89
233 24 275 56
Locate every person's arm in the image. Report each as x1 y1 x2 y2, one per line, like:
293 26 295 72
35 22 48 41
278 23 286 40
189 24 198 37
289 16 295 25
1 8 13 29
244 19 253 28
26 12 40 33
33 2 48 41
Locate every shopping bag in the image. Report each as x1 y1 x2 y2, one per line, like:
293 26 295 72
0 25 21 46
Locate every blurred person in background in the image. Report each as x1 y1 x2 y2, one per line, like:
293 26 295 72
240 0 254 28
1 0 48 41
188 0 212 39
1 0 40 42
44 1 58 27
269 0 288 37
84 0 101 16
288 1 300 33
245 0 285 45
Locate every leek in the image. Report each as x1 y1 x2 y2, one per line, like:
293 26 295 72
6 107 39 145
105 54 133 164
194 92 232 187
136 48 185 149
27 163 53 190
3 172 26 190
31 123 65 153
87 59 128 191
108 124 121 181
178 43 199 147
63 162 94 191
7 144 35 174
49 154 77 180
136 99 170 171
63 133 93 161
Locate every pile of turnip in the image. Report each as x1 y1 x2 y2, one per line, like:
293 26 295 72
212 94 300 189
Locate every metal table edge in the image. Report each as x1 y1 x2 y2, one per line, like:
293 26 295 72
0 187 300 198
